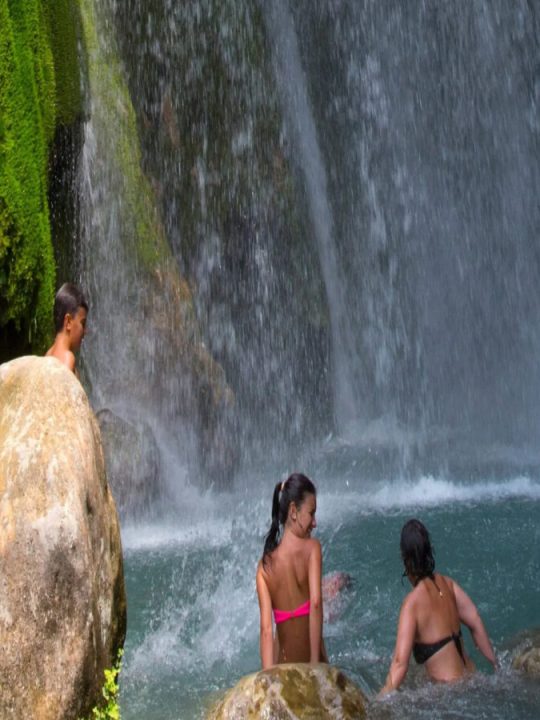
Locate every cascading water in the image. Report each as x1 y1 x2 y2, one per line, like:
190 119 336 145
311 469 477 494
106 0 333 471
289 0 540 464
69 1 540 718
263 0 358 430
78 0 540 486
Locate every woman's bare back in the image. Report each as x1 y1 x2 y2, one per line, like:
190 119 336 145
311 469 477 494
261 537 320 663
413 574 473 680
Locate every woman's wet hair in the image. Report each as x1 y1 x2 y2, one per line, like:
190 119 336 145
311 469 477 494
262 473 316 567
400 518 435 582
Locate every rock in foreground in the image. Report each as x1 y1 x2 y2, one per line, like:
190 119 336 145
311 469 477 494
0 356 126 720
206 663 367 720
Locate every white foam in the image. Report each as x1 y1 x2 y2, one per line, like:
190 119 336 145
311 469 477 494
121 520 233 552
121 474 540 551
126 541 260 676
317 475 540 520
121 493 270 551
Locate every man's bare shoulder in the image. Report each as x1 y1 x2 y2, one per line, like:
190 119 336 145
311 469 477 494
46 346 76 372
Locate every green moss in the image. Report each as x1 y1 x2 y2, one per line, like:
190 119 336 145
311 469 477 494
79 0 177 274
0 0 82 358
276 667 323 715
45 0 82 126
0 0 56 353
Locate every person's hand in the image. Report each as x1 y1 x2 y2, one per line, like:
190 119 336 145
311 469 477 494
376 685 396 700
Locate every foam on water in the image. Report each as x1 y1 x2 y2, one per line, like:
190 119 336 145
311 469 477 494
121 494 269 552
121 521 233 552
122 473 540 552
317 474 540 520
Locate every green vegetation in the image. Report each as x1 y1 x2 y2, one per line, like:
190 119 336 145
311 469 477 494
79 0 174 276
80 650 123 720
0 0 81 357
45 0 82 126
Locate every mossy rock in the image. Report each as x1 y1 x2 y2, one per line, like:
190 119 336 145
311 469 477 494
206 663 367 720
0 1 83 360
0 1 55 354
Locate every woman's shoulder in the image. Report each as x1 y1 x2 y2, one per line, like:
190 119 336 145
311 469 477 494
306 536 321 551
305 537 322 560
257 556 271 579
436 573 455 591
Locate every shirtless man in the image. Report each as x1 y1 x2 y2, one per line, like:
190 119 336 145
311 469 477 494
45 283 88 374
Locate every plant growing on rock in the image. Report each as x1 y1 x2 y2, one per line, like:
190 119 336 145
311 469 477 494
81 650 123 720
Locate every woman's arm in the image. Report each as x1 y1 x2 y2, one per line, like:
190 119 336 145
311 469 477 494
378 596 416 697
308 540 324 663
256 563 275 669
451 579 497 668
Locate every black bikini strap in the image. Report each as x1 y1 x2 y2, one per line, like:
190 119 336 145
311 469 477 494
452 631 466 664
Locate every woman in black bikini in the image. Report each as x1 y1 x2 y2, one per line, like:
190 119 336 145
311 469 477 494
256 473 328 668
379 519 497 695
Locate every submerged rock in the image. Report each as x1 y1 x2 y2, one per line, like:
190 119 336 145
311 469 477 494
206 663 367 720
511 628 540 677
0 356 126 720
97 408 162 520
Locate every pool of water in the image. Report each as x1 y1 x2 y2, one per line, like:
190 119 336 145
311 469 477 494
119 455 540 719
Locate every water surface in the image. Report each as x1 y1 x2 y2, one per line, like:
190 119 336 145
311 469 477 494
120 448 540 719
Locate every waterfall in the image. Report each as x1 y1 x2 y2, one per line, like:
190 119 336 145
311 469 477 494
75 0 540 501
89 0 334 471
288 0 540 460
77 0 239 514
263 0 358 431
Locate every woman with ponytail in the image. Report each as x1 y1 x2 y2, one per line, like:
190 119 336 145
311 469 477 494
256 473 328 669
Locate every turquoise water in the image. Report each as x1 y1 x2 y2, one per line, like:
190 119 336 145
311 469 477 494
120 451 540 719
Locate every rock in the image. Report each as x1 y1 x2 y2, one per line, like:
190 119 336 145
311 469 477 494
0 356 126 720
97 408 162 520
511 628 540 677
206 663 368 720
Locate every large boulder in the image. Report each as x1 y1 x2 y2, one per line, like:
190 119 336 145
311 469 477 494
206 663 368 720
511 628 540 677
0 356 126 720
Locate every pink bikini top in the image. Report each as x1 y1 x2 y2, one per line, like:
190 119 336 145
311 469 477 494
273 599 311 624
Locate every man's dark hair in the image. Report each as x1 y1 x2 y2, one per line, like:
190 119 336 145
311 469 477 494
53 283 88 333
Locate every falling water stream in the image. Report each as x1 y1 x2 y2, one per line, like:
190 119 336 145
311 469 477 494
73 0 540 717
263 0 358 428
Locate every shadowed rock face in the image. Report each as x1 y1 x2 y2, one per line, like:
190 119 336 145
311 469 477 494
512 628 540 677
206 663 367 720
0 356 126 720
97 408 162 520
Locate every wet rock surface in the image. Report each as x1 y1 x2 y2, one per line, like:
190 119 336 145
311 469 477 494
206 663 367 720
